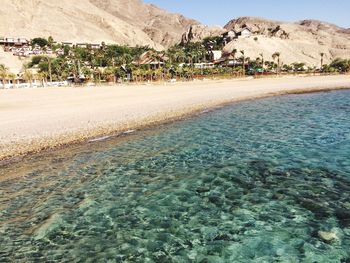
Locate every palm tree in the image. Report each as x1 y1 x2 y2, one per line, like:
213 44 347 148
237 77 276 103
259 53 264 69
231 49 237 60
0 64 9 86
188 52 194 68
120 53 132 66
240 50 246 76
37 71 48 87
272 52 281 74
23 69 34 88
44 56 53 83
103 67 115 83
48 36 54 49
230 49 237 67
7 73 17 89
154 67 163 81
133 68 143 83
176 49 186 64
320 52 325 71
166 47 176 65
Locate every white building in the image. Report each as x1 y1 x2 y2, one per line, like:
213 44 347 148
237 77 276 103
223 30 237 44
238 28 252 38
212 50 222 61
62 42 74 47
194 63 214 69
76 43 88 48
90 44 101 49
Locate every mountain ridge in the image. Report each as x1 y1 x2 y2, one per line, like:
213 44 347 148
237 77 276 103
221 16 350 66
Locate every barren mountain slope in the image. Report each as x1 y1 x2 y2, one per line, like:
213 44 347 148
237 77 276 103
88 0 199 47
0 0 198 49
223 17 350 66
0 48 25 73
181 25 227 43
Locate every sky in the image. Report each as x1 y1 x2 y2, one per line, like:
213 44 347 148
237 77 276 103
144 0 350 28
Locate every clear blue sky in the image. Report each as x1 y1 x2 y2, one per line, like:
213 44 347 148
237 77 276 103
144 0 350 28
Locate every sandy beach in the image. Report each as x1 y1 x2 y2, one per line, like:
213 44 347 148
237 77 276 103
1 75 350 162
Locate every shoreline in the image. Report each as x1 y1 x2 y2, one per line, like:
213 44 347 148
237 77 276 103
1 75 350 166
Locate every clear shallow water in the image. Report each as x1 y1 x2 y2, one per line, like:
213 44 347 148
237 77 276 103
1 90 350 263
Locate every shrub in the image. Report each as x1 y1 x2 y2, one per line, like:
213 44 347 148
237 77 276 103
31 38 48 48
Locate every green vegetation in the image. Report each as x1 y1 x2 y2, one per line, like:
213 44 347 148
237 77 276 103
202 36 225 50
322 58 350 73
11 36 348 85
31 37 49 48
0 64 9 85
291 62 306 72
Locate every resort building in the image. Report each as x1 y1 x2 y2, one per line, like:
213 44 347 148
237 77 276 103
238 28 252 38
222 27 252 44
0 37 29 48
90 44 102 49
76 43 88 49
194 62 215 69
214 53 241 66
211 50 223 61
62 42 101 49
12 46 32 57
62 42 74 48
133 51 168 69
223 30 238 44
207 50 223 62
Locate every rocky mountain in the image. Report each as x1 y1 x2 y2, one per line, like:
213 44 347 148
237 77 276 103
222 17 350 66
0 0 198 49
181 25 226 44
225 17 289 39
88 0 199 48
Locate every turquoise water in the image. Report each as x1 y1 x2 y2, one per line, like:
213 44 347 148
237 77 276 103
1 90 350 262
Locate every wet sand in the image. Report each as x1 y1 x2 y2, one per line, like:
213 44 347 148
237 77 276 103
1 75 350 162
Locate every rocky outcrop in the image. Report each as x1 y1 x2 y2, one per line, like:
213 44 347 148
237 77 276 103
339 28 350 34
224 17 289 39
181 25 227 44
298 19 342 32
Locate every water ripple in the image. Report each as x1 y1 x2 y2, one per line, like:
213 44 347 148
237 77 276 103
1 90 350 262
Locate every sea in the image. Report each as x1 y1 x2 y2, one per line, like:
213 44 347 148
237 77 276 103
0 90 350 262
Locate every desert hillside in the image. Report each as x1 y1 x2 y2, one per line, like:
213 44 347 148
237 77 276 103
181 25 227 43
88 0 199 48
0 48 25 73
0 0 198 49
222 17 350 66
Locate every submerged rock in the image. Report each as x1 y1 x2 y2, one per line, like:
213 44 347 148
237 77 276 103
208 192 224 206
33 213 64 240
214 233 231 241
196 187 210 194
335 209 350 227
296 198 332 219
318 231 338 243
